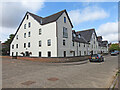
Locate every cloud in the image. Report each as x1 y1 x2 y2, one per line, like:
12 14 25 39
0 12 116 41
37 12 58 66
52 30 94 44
68 6 109 25
0 0 45 42
97 22 118 43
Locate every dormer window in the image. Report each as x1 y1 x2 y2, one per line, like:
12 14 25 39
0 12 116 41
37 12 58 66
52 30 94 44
64 17 66 23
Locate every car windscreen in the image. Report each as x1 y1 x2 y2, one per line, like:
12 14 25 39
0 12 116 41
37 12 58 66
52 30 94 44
91 54 98 57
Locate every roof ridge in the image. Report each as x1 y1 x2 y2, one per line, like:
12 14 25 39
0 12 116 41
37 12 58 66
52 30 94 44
43 9 66 19
77 28 95 33
28 12 43 18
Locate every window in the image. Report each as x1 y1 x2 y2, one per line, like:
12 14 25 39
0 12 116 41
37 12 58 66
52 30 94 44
79 43 80 47
84 43 85 47
28 22 31 28
16 44 18 48
64 51 66 57
63 27 68 38
12 52 14 56
64 17 66 23
27 15 29 20
12 45 14 49
16 35 18 39
24 24 26 29
39 29 41 35
39 41 41 47
73 41 74 46
79 51 81 56
48 51 51 57
63 40 65 46
16 52 18 56
84 51 86 55
39 52 41 57
28 32 30 37
24 43 26 48
28 42 30 47
24 33 26 38
48 39 51 46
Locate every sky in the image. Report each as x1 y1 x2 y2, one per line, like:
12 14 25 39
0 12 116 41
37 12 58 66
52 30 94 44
0 1 118 43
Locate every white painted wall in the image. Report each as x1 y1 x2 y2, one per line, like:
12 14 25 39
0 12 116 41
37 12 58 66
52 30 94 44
10 13 57 57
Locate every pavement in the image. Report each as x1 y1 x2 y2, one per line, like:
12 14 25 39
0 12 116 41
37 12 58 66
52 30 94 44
2 55 118 88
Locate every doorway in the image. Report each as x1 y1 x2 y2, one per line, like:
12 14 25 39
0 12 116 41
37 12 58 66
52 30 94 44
25 51 29 57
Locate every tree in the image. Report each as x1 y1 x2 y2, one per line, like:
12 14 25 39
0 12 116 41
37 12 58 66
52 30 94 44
2 34 15 55
109 43 120 52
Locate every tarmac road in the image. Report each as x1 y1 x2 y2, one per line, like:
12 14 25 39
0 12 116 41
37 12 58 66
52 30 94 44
2 55 118 88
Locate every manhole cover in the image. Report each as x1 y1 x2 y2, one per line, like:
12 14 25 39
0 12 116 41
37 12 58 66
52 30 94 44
47 77 59 81
21 81 36 86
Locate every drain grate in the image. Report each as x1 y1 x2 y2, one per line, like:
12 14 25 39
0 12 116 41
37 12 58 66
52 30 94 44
47 77 59 81
21 81 36 86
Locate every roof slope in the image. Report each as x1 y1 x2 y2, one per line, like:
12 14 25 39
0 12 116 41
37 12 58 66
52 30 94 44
28 9 73 27
76 29 95 42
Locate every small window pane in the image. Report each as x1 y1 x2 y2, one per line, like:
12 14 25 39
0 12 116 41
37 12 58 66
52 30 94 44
28 32 30 37
39 41 41 47
39 29 41 35
16 35 18 39
24 24 26 29
24 43 26 48
28 22 31 28
12 45 14 49
48 39 51 46
28 42 30 47
63 27 68 38
63 40 65 46
64 17 66 23
24 33 26 38
16 44 18 48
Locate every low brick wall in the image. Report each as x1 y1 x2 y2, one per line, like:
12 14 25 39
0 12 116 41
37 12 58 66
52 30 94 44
1 56 90 63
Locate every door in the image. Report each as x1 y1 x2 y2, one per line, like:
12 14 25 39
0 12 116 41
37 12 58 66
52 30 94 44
25 51 29 56
64 51 66 57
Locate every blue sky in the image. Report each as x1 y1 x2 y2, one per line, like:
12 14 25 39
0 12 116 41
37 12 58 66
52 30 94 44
36 2 118 30
0 2 118 43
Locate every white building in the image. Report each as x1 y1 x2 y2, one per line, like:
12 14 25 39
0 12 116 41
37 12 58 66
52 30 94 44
10 10 108 57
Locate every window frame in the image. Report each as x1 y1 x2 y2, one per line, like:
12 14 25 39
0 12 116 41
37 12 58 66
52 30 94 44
39 40 41 47
48 39 51 46
63 27 68 38
24 43 26 48
24 33 26 38
63 40 65 46
28 42 30 47
39 29 41 35
16 44 18 48
48 51 51 57
64 17 66 23
28 32 30 37
24 24 26 29
28 22 31 28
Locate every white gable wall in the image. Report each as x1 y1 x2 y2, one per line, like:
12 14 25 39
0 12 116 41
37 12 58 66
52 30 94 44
10 13 57 57
57 12 73 57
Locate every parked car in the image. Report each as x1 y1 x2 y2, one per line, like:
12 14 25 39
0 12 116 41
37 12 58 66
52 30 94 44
110 51 118 56
89 54 104 62
114 50 119 54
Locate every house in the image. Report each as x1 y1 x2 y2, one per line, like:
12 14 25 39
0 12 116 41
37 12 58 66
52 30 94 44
76 29 99 55
10 9 108 57
97 36 108 53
